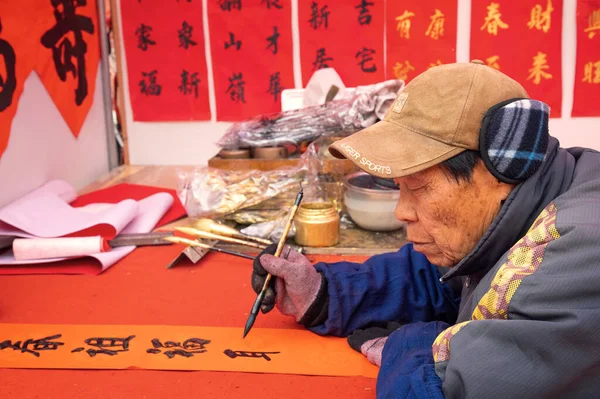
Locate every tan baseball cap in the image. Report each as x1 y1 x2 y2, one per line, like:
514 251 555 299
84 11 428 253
329 61 529 178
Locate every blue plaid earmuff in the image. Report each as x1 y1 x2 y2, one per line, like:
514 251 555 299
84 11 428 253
479 98 550 184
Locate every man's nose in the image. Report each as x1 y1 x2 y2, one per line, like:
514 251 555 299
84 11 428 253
394 195 417 223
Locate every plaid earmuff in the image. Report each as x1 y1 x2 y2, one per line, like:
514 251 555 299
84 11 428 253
479 98 550 184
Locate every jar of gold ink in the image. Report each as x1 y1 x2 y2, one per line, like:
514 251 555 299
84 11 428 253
294 202 340 247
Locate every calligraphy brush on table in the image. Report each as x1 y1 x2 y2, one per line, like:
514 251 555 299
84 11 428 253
174 227 267 250
243 184 304 338
163 236 255 260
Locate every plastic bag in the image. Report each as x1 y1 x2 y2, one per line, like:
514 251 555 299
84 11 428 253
177 167 307 218
217 79 404 150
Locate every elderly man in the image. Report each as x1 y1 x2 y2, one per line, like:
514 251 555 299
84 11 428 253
251 61 600 398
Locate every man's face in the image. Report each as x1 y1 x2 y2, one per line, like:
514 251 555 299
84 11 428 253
393 161 513 267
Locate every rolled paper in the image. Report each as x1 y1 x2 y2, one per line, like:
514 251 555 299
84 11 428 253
12 236 109 261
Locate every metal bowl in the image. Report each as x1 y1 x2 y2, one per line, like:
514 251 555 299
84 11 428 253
342 172 405 231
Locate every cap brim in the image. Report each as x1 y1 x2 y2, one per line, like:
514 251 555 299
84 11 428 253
329 120 466 178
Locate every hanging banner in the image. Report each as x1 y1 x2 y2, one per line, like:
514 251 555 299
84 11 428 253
36 0 101 136
572 0 600 117
0 324 378 378
0 4 35 159
208 0 294 121
385 0 458 83
120 0 211 121
470 0 563 117
298 0 384 87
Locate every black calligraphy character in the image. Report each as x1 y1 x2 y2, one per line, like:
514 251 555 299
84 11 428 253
0 18 17 112
178 21 197 49
138 70 162 96
355 47 376 73
219 0 242 11
0 334 64 357
266 26 280 54
308 2 330 30
135 23 156 51
261 0 282 9
40 0 95 106
225 73 246 103
147 338 211 359
266 72 283 102
178 70 200 98
355 0 373 25
71 335 135 357
312 48 333 71
223 349 280 361
224 32 241 50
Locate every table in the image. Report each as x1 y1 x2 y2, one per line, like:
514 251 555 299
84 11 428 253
0 165 404 398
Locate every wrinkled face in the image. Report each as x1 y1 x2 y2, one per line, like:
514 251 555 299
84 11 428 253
394 161 513 267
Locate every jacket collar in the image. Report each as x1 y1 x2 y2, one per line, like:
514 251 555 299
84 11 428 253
440 137 575 282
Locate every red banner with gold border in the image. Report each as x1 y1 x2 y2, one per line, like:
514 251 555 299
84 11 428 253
572 0 600 117
208 0 294 121
470 0 563 117
385 0 458 83
298 0 385 87
120 0 210 121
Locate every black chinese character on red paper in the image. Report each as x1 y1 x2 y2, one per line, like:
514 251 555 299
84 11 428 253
146 338 210 359
0 18 16 112
308 2 330 30
356 47 376 73
178 21 197 49
267 72 283 102
179 70 200 98
224 32 241 50
261 0 282 9
0 334 64 357
312 48 333 70
224 349 280 361
356 0 373 25
139 70 162 96
226 73 246 103
266 26 280 54
135 23 156 51
71 335 135 357
219 0 241 11
40 0 95 106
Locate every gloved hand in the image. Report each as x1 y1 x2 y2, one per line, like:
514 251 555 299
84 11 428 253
252 244 325 323
347 322 403 367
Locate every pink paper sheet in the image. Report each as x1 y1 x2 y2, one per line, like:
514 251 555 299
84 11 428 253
0 181 173 272
0 180 138 239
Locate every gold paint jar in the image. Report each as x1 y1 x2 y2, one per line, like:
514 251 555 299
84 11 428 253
294 202 340 247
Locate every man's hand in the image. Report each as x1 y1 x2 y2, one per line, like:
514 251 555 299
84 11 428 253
347 322 403 367
251 244 323 322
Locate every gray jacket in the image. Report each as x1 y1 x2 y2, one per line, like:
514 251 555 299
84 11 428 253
434 137 600 398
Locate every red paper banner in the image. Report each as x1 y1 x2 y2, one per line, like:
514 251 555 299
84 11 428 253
35 0 101 136
208 0 294 121
0 0 100 159
298 0 384 87
120 0 210 121
572 0 600 117
470 0 563 117
385 0 458 83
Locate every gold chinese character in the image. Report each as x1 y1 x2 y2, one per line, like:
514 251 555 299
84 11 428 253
486 55 501 70
428 60 443 69
584 9 600 39
481 2 509 35
425 9 445 40
527 52 552 85
396 10 416 39
393 61 415 81
582 61 600 84
527 0 554 33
